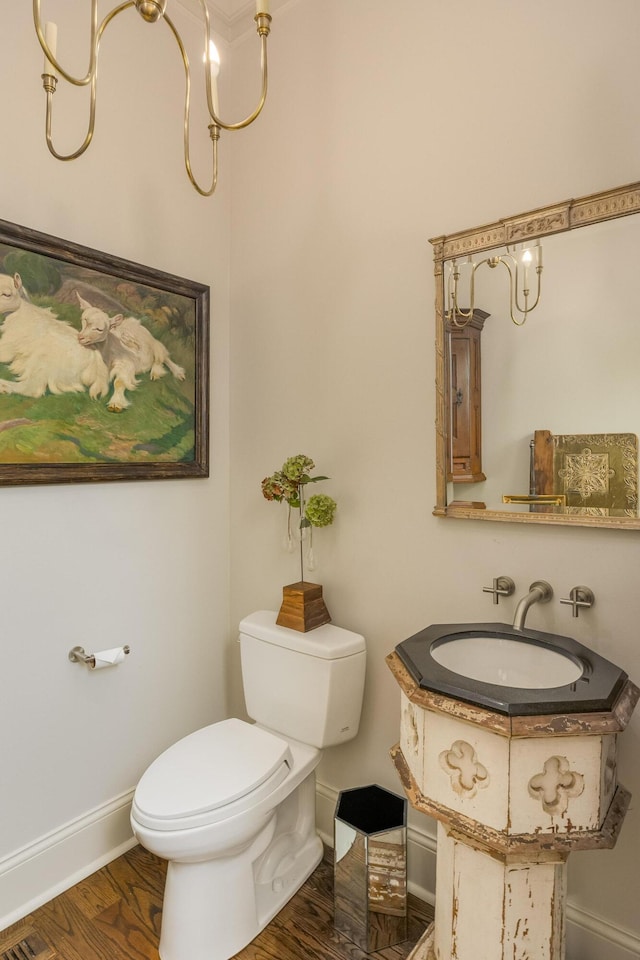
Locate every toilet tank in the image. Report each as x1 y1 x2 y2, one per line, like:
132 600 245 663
239 610 366 749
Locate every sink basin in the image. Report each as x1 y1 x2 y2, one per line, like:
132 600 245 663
430 634 583 688
396 622 628 715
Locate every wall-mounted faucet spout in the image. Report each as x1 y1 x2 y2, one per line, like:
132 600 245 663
513 580 553 630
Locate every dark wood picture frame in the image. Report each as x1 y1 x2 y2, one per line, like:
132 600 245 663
0 218 209 485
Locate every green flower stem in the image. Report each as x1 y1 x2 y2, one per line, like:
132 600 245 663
299 485 305 582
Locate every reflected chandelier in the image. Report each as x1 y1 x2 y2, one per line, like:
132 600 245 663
447 242 543 327
34 0 272 196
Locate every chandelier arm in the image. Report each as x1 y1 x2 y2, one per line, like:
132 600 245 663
40 4 133 163
448 264 463 323
211 33 269 131
496 257 531 326
187 128 219 198
448 260 476 327
479 254 531 326
34 0 96 86
162 13 219 196
489 257 520 325
191 0 270 131
512 268 543 318
34 0 134 87
528 271 543 312
505 255 543 324
44 72 97 161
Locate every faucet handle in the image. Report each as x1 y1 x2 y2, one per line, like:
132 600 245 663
482 576 516 605
560 585 595 618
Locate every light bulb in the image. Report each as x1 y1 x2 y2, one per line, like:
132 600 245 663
204 39 220 74
204 39 220 116
522 248 532 290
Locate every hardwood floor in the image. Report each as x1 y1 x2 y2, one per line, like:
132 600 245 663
0 846 433 960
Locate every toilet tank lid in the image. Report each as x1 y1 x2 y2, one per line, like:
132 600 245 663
240 610 365 659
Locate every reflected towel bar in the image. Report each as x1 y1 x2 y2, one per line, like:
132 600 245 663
503 494 567 506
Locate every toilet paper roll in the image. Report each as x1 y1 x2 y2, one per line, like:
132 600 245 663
92 647 128 669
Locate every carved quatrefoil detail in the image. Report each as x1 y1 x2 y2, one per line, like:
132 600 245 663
439 740 489 797
528 755 585 816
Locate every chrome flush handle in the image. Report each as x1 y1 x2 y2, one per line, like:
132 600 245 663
560 586 595 618
482 576 516 605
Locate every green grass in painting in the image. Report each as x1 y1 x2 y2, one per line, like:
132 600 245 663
0 363 196 464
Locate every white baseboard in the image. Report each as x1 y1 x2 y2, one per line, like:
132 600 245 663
316 780 640 960
566 903 640 960
0 790 137 932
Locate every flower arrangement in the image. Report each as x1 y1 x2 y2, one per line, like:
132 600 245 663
262 454 337 583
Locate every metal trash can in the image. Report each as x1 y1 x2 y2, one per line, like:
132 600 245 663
334 784 407 952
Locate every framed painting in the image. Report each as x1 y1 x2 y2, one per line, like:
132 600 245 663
0 219 209 485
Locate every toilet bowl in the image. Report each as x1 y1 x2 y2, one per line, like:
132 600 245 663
131 719 322 960
130 611 366 960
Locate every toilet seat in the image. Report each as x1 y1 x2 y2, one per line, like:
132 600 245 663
132 718 293 831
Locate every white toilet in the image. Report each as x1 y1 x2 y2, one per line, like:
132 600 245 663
130 610 366 960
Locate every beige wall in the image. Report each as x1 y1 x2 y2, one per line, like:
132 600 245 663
228 1 640 956
0 1 232 919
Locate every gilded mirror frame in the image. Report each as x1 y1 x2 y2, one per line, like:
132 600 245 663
431 180 640 530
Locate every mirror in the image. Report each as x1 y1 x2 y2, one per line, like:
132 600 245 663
432 181 640 530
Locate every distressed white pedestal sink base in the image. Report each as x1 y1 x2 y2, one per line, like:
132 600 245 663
432 824 566 960
387 651 639 960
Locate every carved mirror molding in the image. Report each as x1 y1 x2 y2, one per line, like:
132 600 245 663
432 180 640 530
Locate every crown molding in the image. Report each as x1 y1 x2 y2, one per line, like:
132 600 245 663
173 0 292 42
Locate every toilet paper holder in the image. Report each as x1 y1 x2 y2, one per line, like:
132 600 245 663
69 645 130 668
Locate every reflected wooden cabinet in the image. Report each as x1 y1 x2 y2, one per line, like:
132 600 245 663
446 309 488 483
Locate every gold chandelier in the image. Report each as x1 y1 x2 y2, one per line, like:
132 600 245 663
34 0 272 196
447 243 543 327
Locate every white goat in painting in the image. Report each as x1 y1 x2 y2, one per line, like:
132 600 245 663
0 271 27 315
0 273 109 399
76 293 185 412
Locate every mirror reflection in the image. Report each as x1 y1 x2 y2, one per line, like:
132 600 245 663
432 182 640 529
